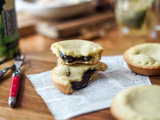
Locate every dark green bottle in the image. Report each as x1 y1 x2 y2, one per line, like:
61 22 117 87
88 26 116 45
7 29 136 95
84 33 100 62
0 0 19 63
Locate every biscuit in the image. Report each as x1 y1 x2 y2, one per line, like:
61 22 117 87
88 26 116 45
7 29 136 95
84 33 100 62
123 43 160 76
50 40 104 65
51 62 107 94
111 85 160 120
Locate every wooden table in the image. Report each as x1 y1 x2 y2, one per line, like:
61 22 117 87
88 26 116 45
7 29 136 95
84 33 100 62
0 28 160 120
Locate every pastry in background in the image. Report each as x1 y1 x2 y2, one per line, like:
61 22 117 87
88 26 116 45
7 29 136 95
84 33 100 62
111 85 160 120
123 43 160 76
50 40 104 65
51 62 108 94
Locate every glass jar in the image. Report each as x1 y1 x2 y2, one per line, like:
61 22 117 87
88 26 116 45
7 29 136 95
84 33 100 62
115 0 159 38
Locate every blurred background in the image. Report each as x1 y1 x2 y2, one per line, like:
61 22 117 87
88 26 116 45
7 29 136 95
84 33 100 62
15 0 115 54
14 0 160 54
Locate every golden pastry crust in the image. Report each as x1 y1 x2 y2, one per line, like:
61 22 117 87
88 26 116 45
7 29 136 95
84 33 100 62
123 43 160 76
50 39 104 65
51 62 108 94
111 85 160 120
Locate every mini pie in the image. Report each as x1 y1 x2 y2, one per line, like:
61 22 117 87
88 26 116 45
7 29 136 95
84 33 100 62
51 62 107 94
50 40 104 65
123 43 160 76
111 85 160 120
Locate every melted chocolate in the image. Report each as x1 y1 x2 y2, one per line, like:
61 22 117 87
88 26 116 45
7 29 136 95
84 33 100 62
59 51 92 63
71 69 96 90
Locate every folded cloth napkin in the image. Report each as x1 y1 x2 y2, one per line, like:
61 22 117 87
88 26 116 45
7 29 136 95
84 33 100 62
27 55 151 120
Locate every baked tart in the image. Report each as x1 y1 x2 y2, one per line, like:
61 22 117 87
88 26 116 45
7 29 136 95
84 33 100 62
123 43 160 76
111 85 160 120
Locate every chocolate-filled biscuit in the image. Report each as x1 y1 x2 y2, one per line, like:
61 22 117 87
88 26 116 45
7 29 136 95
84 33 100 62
51 62 107 94
50 40 104 65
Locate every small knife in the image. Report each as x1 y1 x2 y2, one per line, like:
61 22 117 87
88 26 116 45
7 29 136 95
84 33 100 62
8 55 24 108
0 64 15 79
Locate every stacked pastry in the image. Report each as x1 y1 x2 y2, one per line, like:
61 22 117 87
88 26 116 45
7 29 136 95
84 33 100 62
50 40 108 94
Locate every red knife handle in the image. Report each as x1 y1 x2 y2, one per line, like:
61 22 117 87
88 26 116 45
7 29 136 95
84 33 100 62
8 71 21 107
9 76 20 97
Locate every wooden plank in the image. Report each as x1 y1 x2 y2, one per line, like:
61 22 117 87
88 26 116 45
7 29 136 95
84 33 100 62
17 11 115 38
35 12 115 39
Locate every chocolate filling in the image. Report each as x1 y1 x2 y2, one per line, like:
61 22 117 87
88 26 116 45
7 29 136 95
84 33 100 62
59 51 92 63
71 69 96 90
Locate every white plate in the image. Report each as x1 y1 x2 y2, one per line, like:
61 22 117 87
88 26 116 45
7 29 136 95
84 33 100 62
18 0 92 19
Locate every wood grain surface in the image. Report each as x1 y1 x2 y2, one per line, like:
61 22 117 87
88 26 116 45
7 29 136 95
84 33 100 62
0 28 160 120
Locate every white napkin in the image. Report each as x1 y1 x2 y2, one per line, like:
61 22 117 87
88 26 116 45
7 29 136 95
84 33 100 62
27 55 151 120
